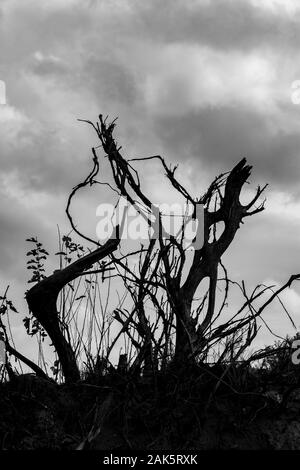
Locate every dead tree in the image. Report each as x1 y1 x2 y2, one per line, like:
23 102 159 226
81 115 299 371
23 114 300 382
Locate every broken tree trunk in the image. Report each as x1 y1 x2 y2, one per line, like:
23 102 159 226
174 159 265 364
26 236 119 383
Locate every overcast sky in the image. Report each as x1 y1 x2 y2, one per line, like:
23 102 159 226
1 0 300 362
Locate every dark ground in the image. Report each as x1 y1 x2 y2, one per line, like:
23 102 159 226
1 363 300 450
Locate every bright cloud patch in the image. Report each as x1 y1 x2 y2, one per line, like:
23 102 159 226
143 44 282 115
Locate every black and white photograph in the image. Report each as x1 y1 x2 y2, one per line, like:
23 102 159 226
1 0 300 459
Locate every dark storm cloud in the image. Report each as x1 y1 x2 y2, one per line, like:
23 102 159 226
152 106 300 192
1 0 299 196
130 0 299 51
0 1 143 197
83 57 138 106
30 54 70 77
